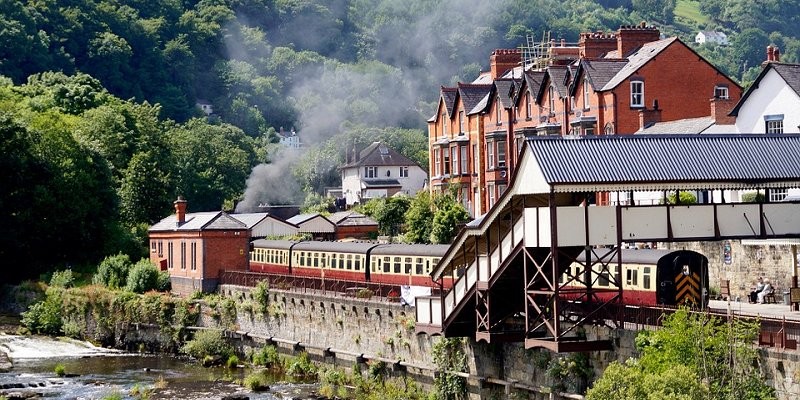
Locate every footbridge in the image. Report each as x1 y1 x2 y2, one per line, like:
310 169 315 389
416 134 800 352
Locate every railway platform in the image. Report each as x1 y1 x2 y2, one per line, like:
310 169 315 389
709 299 800 321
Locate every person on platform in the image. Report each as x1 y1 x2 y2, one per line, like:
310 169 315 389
757 279 773 304
750 277 764 303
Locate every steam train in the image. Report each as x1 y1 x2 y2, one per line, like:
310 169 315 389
249 240 709 307
249 239 452 287
562 248 709 307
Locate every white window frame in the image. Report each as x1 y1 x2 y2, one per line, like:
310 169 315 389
472 144 478 174
441 113 448 136
765 115 784 133
450 146 458 175
487 142 495 169
526 92 532 118
769 188 788 202
714 86 729 99
548 86 555 115
583 76 591 110
364 166 377 178
399 166 408 178
460 146 467 175
630 80 644 107
434 148 441 176
458 110 465 134
443 148 450 175
497 140 506 168
496 102 502 124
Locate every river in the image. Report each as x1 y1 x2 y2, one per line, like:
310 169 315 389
0 333 320 399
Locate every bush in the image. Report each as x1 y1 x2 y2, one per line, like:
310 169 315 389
54 363 66 376
251 345 281 367
125 259 161 293
93 253 132 289
156 270 171 291
226 354 240 369
286 352 317 379
49 270 74 288
243 372 270 391
21 289 63 335
180 330 234 362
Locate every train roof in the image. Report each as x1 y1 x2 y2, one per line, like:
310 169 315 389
574 248 705 264
252 239 297 250
291 240 379 253
370 243 451 257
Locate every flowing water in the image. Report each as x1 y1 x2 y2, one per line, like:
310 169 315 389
0 333 320 399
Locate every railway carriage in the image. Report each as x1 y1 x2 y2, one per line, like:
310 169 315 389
563 248 709 307
290 240 375 281
249 239 293 274
367 243 450 286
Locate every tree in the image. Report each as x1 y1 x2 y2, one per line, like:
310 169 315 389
587 308 775 400
374 196 411 236
93 253 133 289
404 191 434 244
125 259 162 293
430 191 470 244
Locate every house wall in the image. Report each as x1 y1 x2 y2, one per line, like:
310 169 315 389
298 217 336 233
342 168 362 205
735 69 800 133
613 42 742 134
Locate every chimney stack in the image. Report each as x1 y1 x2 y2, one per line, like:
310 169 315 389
638 99 662 130
710 97 736 125
174 196 187 225
489 49 521 79
579 31 618 59
617 22 660 58
764 45 781 67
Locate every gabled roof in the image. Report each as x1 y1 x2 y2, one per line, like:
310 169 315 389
287 213 332 225
548 66 569 98
523 70 545 100
340 142 420 169
730 63 800 116
469 91 492 115
441 87 458 117
458 83 492 114
572 59 628 95
150 211 247 232
494 79 520 110
600 37 676 90
329 211 378 227
528 134 800 190
231 213 296 229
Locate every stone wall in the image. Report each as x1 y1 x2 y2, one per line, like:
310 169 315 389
663 240 798 301
211 285 644 399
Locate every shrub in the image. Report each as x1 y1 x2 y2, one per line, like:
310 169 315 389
251 345 281 368
156 270 171 291
125 259 161 293
243 372 270 391
49 270 75 288
93 253 132 289
21 289 63 335
54 363 66 376
180 330 234 362
252 280 269 314
355 288 374 299
226 354 240 369
286 352 317 379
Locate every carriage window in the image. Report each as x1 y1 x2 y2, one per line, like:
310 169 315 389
300 252 306 265
405 257 413 274
415 257 424 275
384 256 391 273
355 256 361 271
313 253 319 267
626 269 638 287
643 267 651 289
394 257 402 273
598 269 610 287
339 255 345 270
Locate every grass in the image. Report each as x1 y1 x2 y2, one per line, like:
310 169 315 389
54 363 66 377
674 0 709 27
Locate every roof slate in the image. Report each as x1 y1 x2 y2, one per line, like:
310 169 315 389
601 38 676 91
150 211 247 232
730 63 800 116
494 79 519 109
458 83 492 114
636 117 715 134
340 142 419 169
580 59 628 91
442 87 458 117
527 134 800 185
362 179 401 187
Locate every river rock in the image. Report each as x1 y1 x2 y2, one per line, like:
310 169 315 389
4 390 42 399
0 349 12 372
221 395 249 400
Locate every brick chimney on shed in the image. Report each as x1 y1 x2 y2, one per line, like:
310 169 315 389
490 49 521 79
763 45 781 67
710 97 736 125
174 196 187 225
617 22 661 57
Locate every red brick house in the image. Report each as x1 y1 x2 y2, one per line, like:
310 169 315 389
429 23 742 216
149 197 250 296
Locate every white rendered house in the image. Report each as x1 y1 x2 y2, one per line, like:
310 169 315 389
340 142 427 206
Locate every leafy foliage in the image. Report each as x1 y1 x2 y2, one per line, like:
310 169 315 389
586 308 775 400
125 259 162 294
93 253 133 289
49 270 75 288
431 337 467 400
180 329 234 362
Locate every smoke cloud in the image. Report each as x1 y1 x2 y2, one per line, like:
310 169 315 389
235 149 303 212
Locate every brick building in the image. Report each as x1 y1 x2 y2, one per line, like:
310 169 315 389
428 23 742 216
149 197 250 296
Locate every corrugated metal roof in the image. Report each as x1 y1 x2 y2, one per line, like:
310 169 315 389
527 134 800 188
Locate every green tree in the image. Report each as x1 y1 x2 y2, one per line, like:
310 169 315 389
587 308 774 400
374 195 411 236
93 253 133 289
430 198 470 244
404 191 434 244
125 259 162 293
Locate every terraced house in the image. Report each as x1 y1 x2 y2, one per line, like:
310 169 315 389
429 23 742 216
